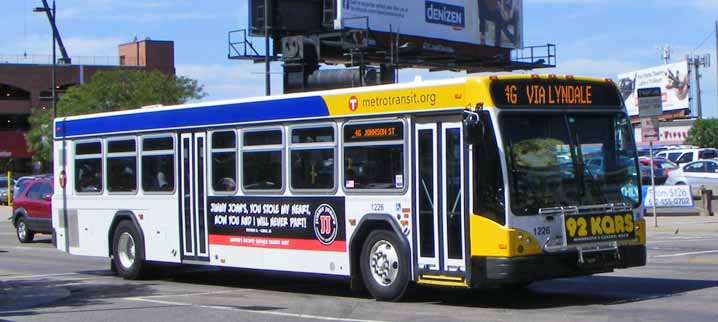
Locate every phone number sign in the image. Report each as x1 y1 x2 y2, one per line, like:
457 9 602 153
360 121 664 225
642 185 694 208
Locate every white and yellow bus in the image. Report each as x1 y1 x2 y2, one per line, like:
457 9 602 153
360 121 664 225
52 75 646 300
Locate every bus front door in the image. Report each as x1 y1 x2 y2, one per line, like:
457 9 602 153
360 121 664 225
179 132 210 262
414 122 467 276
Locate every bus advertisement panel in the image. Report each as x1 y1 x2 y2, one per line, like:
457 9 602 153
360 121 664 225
208 196 346 252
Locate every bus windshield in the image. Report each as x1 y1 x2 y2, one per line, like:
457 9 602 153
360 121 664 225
501 112 640 216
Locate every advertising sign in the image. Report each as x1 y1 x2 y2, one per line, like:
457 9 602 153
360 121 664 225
642 185 694 208
617 61 690 116
207 196 346 252
640 117 659 142
564 213 636 244
338 0 523 49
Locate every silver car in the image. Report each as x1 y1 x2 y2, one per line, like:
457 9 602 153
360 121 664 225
0 176 17 205
665 160 718 193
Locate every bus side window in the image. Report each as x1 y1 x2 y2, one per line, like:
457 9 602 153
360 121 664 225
242 129 283 191
343 121 405 190
211 130 237 193
75 141 103 193
290 126 335 191
107 139 137 193
141 136 175 193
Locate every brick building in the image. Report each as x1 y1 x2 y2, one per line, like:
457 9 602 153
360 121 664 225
0 39 174 174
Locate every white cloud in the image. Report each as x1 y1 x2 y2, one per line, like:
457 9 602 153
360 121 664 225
177 62 284 101
542 58 643 79
0 33 126 64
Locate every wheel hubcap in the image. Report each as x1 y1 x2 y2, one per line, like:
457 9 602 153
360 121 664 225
369 240 399 286
17 222 26 240
117 232 136 269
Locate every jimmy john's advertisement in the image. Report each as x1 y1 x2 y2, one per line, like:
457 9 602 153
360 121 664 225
564 213 636 245
207 196 346 251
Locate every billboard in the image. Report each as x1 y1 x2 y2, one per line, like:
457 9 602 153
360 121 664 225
617 61 690 117
337 0 523 49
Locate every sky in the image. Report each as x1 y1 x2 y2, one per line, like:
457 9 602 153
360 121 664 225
1 0 717 117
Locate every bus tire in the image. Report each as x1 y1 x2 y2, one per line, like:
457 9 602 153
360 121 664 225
112 220 145 280
16 217 35 243
360 230 409 301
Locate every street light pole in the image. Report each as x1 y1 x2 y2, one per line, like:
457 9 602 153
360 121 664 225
51 0 57 120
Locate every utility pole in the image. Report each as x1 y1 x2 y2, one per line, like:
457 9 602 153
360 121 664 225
715 20 718 110
687 54 710 119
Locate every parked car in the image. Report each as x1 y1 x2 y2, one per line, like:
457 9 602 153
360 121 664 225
12 177 53 243
12 175 41 202
638 157 677 185
0 176 17 205
655 148 718 165
665 160 718 192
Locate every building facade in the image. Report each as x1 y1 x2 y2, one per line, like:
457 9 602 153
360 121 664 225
0 39 175 174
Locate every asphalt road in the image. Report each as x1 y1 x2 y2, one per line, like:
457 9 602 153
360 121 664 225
2 206 718 322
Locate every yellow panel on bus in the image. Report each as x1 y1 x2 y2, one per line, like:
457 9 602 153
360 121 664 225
321 83 470 116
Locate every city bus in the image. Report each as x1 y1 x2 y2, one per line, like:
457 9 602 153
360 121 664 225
51 75 646 301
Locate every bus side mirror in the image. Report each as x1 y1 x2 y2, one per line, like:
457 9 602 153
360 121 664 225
463 109 483 140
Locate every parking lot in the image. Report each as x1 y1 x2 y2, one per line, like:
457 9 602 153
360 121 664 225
2 206 718 322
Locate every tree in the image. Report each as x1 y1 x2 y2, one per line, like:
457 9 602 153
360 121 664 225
685 119 718 148
26 69 206 163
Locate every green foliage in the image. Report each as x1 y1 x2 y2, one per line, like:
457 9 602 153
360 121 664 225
26 70 206 162
685 119 718 148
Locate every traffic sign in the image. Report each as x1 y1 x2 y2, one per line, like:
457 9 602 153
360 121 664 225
637 87 663 117
640 116 660 142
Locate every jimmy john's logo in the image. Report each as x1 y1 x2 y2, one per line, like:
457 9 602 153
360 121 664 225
313 204 338 245
565 213 635 244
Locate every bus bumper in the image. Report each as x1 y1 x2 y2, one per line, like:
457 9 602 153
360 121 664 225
472 245 646 287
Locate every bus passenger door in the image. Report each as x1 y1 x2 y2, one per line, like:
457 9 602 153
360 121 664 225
414 122 466 276
179 132 210 261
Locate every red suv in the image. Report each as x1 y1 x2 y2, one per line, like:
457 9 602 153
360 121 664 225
12 177 53 243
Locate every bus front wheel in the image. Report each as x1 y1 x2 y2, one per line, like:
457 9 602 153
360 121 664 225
360 230 409 301
112 220 146 280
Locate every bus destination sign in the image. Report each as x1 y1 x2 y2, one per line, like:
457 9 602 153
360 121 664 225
344 122 404 143
490 79 623 108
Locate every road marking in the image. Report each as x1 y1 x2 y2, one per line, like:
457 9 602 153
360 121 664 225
125 297 389 322
134 290 238 299
652 250 718 258
0 245 60 252
1 272 79 280
649 238 718 244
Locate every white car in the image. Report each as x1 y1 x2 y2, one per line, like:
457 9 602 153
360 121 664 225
655 148 718 165
665 160 718 193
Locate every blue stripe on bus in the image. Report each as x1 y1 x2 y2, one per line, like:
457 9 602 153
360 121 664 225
55 96 329 138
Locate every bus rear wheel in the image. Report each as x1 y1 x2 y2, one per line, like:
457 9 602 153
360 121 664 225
112 221 146 280
360 230 409 301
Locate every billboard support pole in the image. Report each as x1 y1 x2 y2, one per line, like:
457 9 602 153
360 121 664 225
264 0 270 96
